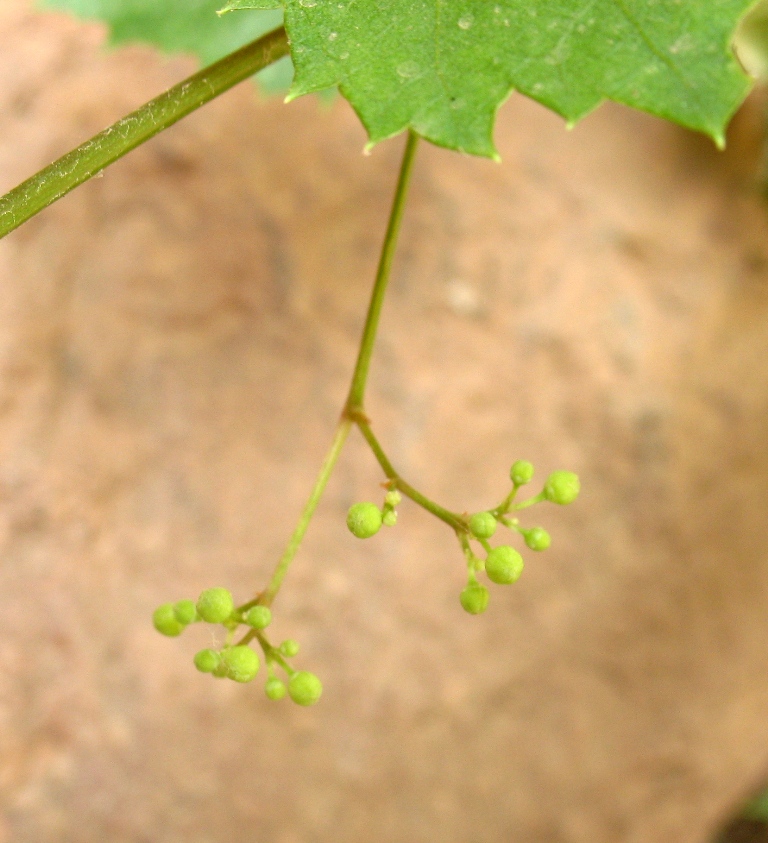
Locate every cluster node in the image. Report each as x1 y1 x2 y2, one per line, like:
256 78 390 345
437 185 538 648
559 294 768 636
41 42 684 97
153 586 323 705
456 462 579 615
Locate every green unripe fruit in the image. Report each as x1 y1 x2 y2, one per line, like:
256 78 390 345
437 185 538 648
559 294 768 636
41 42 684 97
510 460 534 486
153 603 185 637
543 470 580 505
384 489 402 508
245 605 272 629
460 583 490 615
221 646 260 683
212 662 228 678
193 649 220 673
524 527 551 551
485 545 524 584
173 599 198 625
382 509 397 527
280 639 300 658
265 677 287 700
288 671 323 706
346 502 383 538
196 587 234 623
469 511 497 539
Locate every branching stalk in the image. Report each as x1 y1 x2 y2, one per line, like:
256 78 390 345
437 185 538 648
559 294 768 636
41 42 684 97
259 416 352 608
0 26 288 240
355 417 465 532
254 131 452 608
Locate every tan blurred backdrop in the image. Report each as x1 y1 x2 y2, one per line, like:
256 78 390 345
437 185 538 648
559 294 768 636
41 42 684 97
2 3 768 841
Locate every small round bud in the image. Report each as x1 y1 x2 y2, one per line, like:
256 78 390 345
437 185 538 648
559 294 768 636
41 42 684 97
382 509 397 527
543 471 580 505
485 545 524 584
245 605 272 629
153 603 185 637
173 599 198 625
288 671 323 706
280 639 300 658
460 583 490 615
384 489 402 508
510 460 534 486
523 527 551 551
193 649 220 673
196 587 234 623
221 646 260 683
265 677 287 700
469 511 497 539
347 502 383 538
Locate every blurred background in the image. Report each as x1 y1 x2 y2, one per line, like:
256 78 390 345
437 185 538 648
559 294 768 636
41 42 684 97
3 1 768 840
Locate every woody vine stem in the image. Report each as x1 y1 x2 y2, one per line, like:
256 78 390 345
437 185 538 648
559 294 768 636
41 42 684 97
0 28 290 238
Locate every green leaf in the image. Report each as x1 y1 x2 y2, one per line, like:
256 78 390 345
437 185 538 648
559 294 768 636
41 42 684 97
225 0 755 157
39 0 292 90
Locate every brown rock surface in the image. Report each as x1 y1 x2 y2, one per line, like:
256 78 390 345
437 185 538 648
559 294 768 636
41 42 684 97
2 3 768 841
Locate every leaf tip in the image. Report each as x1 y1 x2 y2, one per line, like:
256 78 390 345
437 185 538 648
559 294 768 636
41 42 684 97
475 140 501 162
284 85 303 104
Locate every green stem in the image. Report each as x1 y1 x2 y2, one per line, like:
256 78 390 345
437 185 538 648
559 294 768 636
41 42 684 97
245 134 422 610
492 486 518 517
345 131 419 412
356 417 465 532
337 131 466 534
259 416 352 607
511 491 546 511
0 26 289 240
252 630 294 674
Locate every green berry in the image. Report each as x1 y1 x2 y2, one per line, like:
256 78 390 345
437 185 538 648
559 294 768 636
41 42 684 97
384 489 402 508
469 511 497 539
265 677 287 700
173 599 198 625
193 649 220 673
221 646 260 683
510 460 534 486
485 545 524 584
382 509 397 527
196 587 234 624
460 583 490 615
153 603 185 637
280 639 300 658
346 502 383 539
543 470 580 505
245 605 272 629
212 662 228 678
288 671 323 706
523 527 551 551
